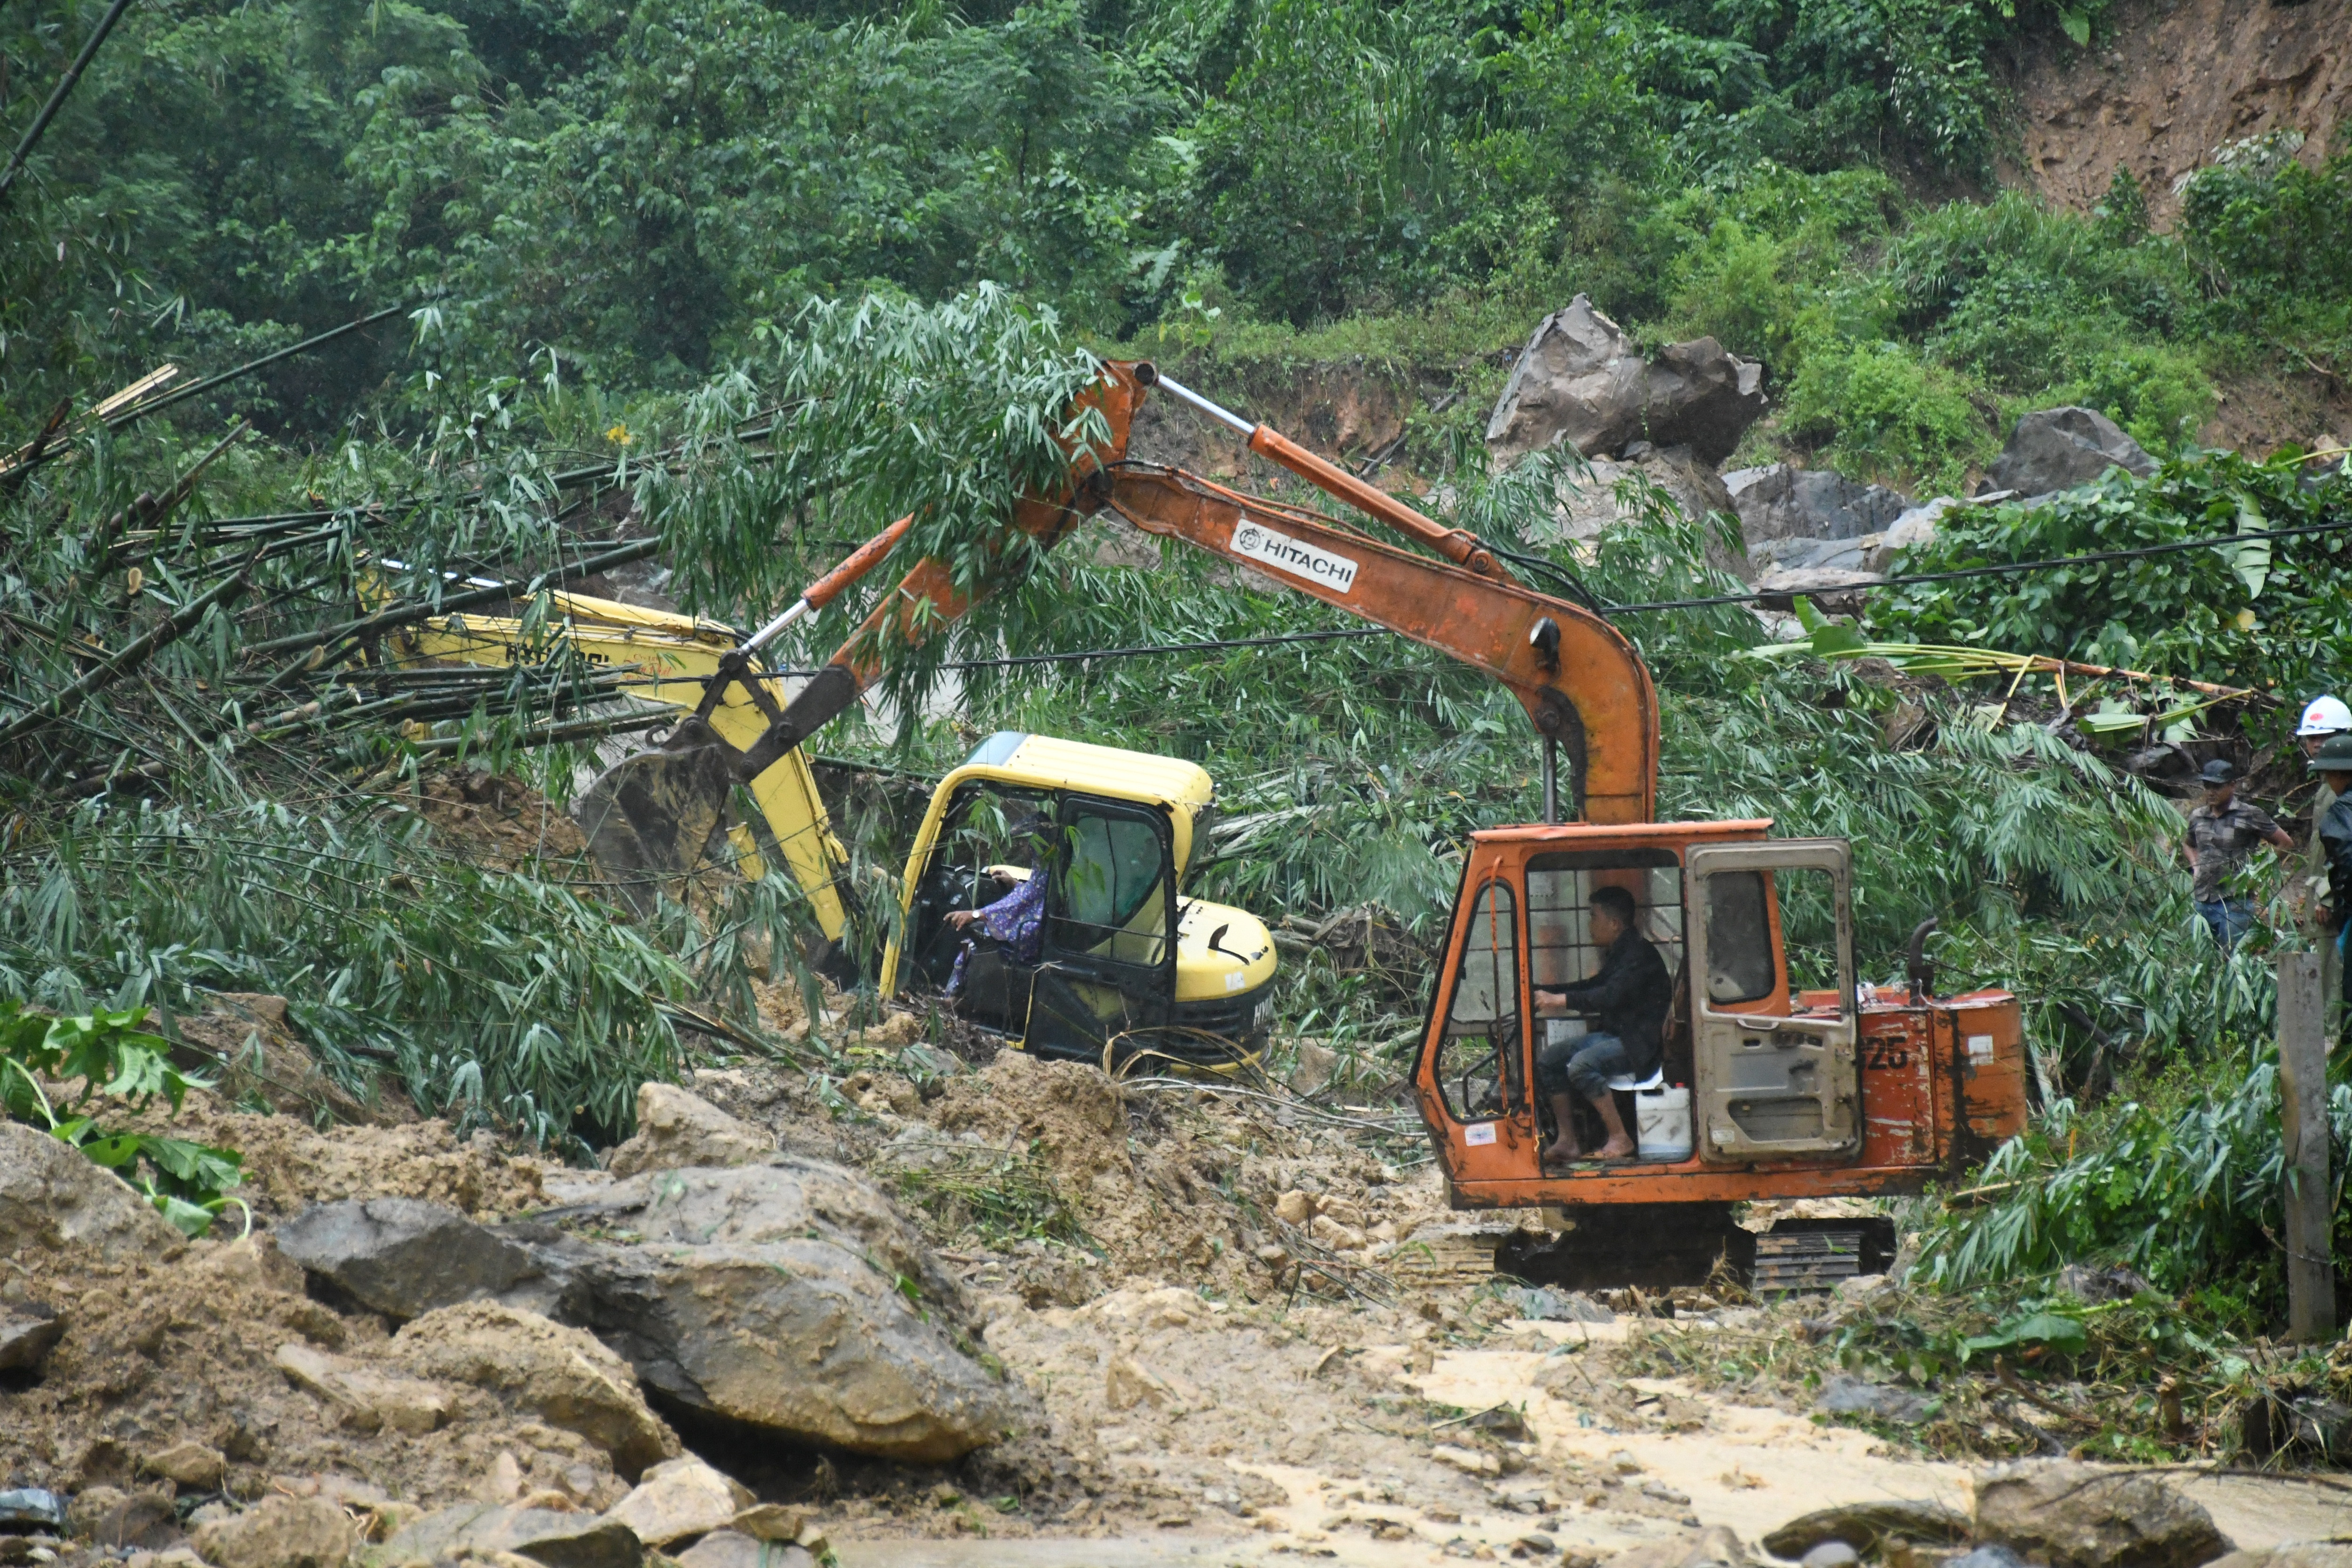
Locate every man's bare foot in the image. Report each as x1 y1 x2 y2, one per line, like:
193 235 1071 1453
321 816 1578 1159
1593 1135 1636 1160
1540 1139 1583 1164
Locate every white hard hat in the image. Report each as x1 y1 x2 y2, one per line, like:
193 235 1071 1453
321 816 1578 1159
2298 695 2352 737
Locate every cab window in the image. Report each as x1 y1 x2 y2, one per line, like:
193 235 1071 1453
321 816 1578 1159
1049 807 1170 966
1435 881 1518 1122
1702 870 1775 1004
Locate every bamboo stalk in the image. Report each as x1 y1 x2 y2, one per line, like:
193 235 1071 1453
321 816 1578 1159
389 707 671 756
0 554 258 747
0 0 137 205
241 536 663 662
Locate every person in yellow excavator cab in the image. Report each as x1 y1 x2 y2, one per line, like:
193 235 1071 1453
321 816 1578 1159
1533 885 1670 1164
944 815 1053 998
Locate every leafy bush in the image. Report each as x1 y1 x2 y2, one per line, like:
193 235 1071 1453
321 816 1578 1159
1914 1053 2352 1301
1781 335 1994 492
1871 449 2352 718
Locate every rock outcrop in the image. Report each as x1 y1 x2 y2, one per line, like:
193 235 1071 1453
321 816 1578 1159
1486 296 1765 468
1983 407 2156 499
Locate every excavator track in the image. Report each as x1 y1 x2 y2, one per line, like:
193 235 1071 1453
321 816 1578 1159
1493 1206 1898 1294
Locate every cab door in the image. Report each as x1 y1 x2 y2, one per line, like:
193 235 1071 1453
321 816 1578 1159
1685 840 1861 1162
1023 795 1178 1061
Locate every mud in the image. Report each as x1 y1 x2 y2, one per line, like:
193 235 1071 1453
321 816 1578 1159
14 1014 2352 1564
2007 0 2350 226
407 767 593 876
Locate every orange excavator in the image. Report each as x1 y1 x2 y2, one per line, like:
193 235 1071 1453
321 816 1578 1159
580 360 2027 1288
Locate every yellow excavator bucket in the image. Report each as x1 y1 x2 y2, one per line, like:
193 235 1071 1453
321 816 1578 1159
386 588 851 942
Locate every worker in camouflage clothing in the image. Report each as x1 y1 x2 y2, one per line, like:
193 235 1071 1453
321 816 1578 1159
2183 758 2294 950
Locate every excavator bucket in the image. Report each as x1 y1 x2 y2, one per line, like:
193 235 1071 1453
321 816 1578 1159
570 717 737 912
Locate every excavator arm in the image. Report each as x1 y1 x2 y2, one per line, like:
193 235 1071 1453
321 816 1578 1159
572 359 1658 885
1096 458 1657 824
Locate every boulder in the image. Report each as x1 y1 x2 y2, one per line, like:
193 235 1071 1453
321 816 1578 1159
728 1505 815 1545
276 1196 542 1320
141 1441 228 1489
597 1457 751 1547
532 1160 1019 1461
1801 1547 1859 1568
1753 565 1883 613
188 1495 354 1568
272 1342 453 1435
1723 465 1913 545
381 1504 641 1568
1863 496 1961 573
1973 1460 2232 1568
1763 1499 1971 1557
604 1083 771 1179
1599 1527 1752 1568
1548 450 1739 540
1982 407 2155 499
391 1301 678 1480
0 1301 64 1370
0 1120 183 1263
0 1487 66 1532
1487 296 1765 468
1514 1287 1613 1324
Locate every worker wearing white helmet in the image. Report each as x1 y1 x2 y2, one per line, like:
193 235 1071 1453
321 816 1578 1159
2296 694 2351 1022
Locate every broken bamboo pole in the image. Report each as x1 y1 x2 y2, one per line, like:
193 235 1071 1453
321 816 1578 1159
0 553 257 747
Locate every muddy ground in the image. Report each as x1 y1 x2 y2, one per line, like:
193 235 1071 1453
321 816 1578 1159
7 987 2351 1567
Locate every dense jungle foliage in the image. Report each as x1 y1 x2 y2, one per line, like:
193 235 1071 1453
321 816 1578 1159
2 0 2351 1337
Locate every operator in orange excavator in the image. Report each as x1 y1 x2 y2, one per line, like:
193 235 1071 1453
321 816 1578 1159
1533 886 1670 1164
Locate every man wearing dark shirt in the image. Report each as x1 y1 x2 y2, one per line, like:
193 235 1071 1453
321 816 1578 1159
1533 885 1671 1162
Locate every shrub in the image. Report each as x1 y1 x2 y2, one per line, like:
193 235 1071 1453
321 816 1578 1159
1781 334 1994 493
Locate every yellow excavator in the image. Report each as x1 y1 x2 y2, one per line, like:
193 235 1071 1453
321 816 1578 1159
384 579 1277 1068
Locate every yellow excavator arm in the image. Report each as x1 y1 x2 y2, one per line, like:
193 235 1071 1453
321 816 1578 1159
385 589 851 941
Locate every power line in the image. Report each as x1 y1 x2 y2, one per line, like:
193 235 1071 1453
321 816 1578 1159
766 512 2352 673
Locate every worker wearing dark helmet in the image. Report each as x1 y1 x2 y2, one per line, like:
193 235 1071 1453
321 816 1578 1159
1532 885 1669 1163
2312 734 2352 1011
2184 758 2292 951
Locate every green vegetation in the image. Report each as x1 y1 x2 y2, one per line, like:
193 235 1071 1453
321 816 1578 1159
1 1001 245 1236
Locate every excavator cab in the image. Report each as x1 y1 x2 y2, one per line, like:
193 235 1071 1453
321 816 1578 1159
882 732 1277 1070
1417 821 2023 1218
